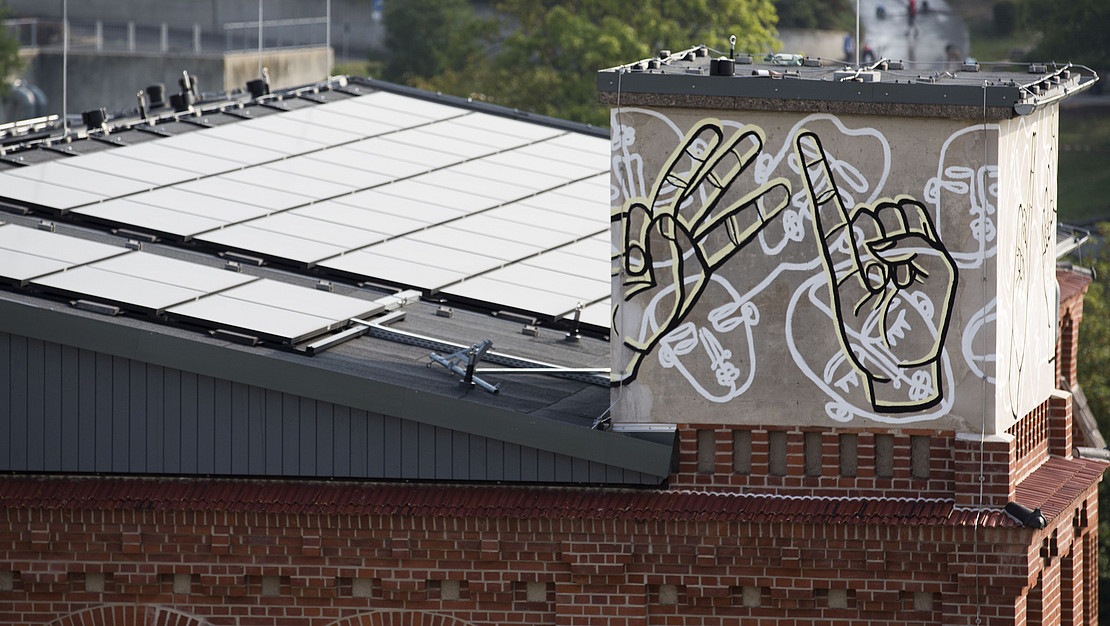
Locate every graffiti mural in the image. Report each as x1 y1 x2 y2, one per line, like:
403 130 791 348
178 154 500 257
611 107 1053 432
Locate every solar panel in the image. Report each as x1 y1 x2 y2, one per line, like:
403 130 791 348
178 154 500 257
384 127 501 159
290 201 425 237
89 251 255 291
166 279 383 343
73 199 226 239
148 132 285 164
372 179 498 214
448 159 569 191
195 224 348 266
480 150 603 182
279 106 402 137
0 172 105 211
441 276 594 318
264 156 395 190
195 123 329 155
342 91 469 122
6 160 155 197
59 151 200 186
417 169 535 203
100 142 245 175
331 188 466 224
0 248 72 284
32 266 208 313
220 166 357 198
407 226 539 262
577 300 613 328
308 144 437 179
345 136 471 170
0 223 126 265
319 249 469 291
445 213 585 249
418 119 536 151
482 203 605 236
132 188 274 223
237 114 363 147
174 177 312 210
451 113 564 142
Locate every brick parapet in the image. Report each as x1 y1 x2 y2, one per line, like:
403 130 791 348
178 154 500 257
0 496 1048 626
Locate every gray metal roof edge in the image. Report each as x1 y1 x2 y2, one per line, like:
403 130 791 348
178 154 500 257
0 296 672 479
346 76 610 139
597 70 1023 111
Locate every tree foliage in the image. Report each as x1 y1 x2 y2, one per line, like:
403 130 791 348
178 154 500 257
773 0 851 30
1023 0 1110 69
381 0 779 126
380 0 495 84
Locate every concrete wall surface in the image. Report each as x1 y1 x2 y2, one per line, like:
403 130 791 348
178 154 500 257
609 106 1058 435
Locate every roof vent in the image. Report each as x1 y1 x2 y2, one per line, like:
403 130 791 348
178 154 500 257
710 58 734 76
246 76 271 99
81 107 107 131
146 83 166 109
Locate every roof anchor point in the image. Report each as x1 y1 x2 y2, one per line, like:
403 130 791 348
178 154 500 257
429 339 501 394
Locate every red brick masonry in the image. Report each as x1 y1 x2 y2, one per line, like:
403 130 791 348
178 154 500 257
0 473 1102 625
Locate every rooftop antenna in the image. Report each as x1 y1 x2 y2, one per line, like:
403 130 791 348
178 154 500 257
61 0 68 138
855 0 861 67
257 0 264 78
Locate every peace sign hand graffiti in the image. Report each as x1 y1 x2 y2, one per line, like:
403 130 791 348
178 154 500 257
796 131 958 412
614 121 791 382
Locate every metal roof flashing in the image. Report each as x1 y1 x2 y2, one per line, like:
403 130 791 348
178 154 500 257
598 47 1099 119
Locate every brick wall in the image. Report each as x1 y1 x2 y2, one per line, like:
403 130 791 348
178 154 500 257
0 491 1074 626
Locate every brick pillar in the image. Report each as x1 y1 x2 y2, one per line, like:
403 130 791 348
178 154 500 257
953 433 1015 508
1049 389 1073 459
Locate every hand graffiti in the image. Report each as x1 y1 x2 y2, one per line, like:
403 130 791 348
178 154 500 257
796 131 958 412
614 120 790 382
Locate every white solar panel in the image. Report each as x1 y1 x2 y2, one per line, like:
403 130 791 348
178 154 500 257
61 151 200 186
73 199 226 239
452 113 565 142
238 114 362 146
220 166 357 199
133 188 274 223
106 142 245 175
175 177 311 210
6 160 155 197
308 144 437 179
241 212 385 248
384 127 500 159
88 251 255 292
265 156 394 190
356 237 504 276
442 277 590 318
417 169 534 203
197 123 329 155
0 249 71 284
0 223 126 264
483 203 605 236
166 278 382 343
346 136 470 170
155 132 285 164
445 214 583 249
347 91 469 121
331 189 466 224
480 150 603 181
290 202 424 237
0 173 105 210
319 249 468 291
196 224 348 266
407 227 539 262
33 266 206 313
373 179 497 213
576 300 613 328
448 159 569 190
419 119 535 151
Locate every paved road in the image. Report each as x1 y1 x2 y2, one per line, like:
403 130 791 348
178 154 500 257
854 0 970 70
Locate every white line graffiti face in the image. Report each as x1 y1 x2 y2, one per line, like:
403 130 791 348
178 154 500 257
653 275 760 402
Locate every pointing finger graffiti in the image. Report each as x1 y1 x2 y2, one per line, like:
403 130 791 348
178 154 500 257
796 131 958 412
613 120 790 382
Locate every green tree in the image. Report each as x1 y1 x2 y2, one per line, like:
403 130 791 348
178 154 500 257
1073 226 1110 609
403 0 779 126
380 0 495 84
0 5 24 96
774 0 851 30
1023 0 1110 69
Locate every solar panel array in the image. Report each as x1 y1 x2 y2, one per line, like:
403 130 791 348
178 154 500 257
0 222 383 343
0 87 613 329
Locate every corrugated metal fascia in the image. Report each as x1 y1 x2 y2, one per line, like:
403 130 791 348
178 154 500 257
0 297 673 480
